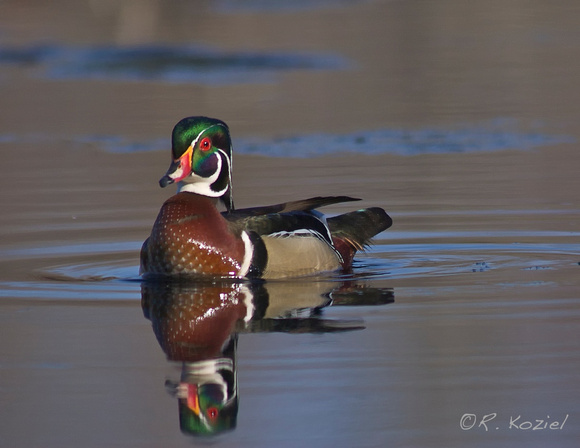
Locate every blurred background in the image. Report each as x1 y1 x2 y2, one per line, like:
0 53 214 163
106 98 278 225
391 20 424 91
2 0 579 135
1 1 579 447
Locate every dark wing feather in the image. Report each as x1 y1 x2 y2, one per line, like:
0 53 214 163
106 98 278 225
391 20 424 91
224 196 361 244
226 210 334 246
223 197 390 263
327 207 392 250
225 196 360 220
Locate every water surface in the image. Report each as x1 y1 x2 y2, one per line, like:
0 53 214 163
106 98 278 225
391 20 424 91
1 1 579 447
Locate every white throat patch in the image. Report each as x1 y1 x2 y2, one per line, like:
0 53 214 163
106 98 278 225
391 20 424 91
178 152 227 196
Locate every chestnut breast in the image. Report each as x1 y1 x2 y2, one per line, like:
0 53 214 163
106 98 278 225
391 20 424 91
143 192 246 276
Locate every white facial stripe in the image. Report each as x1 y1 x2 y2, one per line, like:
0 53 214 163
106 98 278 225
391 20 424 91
189 122 229 148
215 147 232 191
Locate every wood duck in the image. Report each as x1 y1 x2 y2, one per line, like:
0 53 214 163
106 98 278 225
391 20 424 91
140 116 392 279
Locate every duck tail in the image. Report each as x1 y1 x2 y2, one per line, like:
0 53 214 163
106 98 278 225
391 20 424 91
328 207 392 269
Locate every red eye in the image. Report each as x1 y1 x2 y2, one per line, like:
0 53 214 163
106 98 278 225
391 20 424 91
199 137 212 152
207 407 219 422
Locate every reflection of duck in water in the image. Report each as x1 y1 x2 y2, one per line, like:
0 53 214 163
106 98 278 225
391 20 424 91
165 340 239 436
142 282 248 436
141 280 393 437
140 116 392 279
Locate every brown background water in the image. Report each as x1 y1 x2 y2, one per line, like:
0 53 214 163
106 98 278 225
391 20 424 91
1 1 579 447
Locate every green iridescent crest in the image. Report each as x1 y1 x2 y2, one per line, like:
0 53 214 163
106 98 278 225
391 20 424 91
171 116 230 159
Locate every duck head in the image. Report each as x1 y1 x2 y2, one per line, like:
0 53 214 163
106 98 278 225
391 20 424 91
160 116 234 211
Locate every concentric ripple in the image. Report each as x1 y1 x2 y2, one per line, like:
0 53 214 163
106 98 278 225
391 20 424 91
1 221 577 302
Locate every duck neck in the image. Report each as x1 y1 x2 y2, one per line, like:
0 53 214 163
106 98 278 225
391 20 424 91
176 185 221 208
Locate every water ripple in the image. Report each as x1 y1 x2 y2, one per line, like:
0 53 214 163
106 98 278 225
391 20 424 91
0 237 575 302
